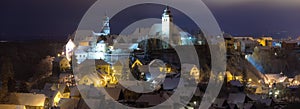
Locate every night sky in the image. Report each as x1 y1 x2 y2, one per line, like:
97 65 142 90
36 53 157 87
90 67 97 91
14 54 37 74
1 0 300 41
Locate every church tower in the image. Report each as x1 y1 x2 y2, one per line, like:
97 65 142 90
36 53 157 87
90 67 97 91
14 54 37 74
162 6 173 48
101 15 110 35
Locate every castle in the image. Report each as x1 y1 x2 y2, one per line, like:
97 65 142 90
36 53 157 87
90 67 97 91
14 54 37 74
66 6 202 64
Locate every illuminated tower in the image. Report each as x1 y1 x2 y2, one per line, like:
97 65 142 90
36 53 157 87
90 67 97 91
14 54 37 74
65 39 76 61
101 15 110 35
162 6 173 48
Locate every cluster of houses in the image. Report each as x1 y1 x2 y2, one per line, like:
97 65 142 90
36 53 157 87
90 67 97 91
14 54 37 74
224 34 300 55
0 83 79 109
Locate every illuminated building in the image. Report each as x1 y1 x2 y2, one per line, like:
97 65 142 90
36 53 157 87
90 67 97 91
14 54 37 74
161 6 173 48
232 37 258 53
65 39 76 61
257 37 273 47
78 73 104 87
69 15 112 64
190 65 201 83
8 93 47 109
282 40 298 49
59 57 71 72
71 6 200 64
94 15 110 36
52 84 71 106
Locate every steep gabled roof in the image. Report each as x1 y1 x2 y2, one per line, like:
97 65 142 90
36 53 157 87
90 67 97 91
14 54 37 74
227 93 246 104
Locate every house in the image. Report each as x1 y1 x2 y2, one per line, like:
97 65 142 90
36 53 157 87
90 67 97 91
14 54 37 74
264 73 288 84
112 60 124 79
77 85 104 99
190 65 201 82
102 87 123 101
254 86 268 94
52 84 71 106
228 104 239 109
65 39 76 61
74 46 89 64
95 59 111 74
282 40 298 49
58 73 75 86
229 80 243 87
257 37 273 47
259 99 274 107
243 103 254 109
57 98 80 109
135 94 173 108
227 93 247 105
59 57 71 72
247 94 266 102
70 87 80 98
227 80 244 93
8 93 47 109
78 73 105 87
121 88 141 102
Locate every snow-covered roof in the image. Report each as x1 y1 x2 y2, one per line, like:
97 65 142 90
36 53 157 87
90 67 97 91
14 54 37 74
265 74 281 80
9 93 46 107
0 104 26 109
58 84 69 94
163 77 179 90
247 94 265 101
213 98 226 107
132 27 151 37
136 94 166 106
58 98 80 109
229 80 243 87
103 88 122 100
244 103 254 109
283 40 298 44
259 99 273 106
264 74 288 83
227 93 246 104
95 59 109 65
149 24 162 36
70 87 80 97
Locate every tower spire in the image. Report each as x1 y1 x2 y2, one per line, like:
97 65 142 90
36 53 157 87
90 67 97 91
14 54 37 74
163 5 172 17
100 11 110 35
161 5 173 49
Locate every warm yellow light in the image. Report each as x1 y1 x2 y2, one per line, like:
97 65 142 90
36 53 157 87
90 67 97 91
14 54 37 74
167 68 171 72
159 67 164 72
110 76 118 84
248 78 252 82
265 80 270 84
100 79 107 87
235 77 239 80
131 59 143 68
53 93 61 106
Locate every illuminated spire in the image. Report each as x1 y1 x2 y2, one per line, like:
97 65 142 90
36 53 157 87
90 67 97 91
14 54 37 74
162 5 173 48
101 11 110 35
162 6 172 17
